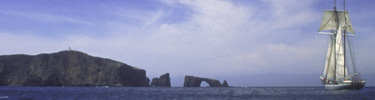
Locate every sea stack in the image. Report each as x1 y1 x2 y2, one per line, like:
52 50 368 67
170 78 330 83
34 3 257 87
150 73 171 87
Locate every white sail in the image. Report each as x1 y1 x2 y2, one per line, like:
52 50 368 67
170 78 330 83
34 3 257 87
335 27 348 80
319 10 355 34
323 35 336 81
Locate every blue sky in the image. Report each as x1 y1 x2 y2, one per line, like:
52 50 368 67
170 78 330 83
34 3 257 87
1 0 374 86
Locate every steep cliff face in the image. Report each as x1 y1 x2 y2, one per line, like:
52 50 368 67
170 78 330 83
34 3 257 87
0 50 149 86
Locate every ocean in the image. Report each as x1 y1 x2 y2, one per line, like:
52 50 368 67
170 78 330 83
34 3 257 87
0 87 374 100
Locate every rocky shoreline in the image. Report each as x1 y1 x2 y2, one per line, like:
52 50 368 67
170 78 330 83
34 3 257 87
0 50 228 87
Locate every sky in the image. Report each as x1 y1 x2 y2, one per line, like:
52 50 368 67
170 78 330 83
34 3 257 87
1 0 374 87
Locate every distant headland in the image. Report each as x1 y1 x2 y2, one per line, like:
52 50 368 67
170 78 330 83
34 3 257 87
0 50 228 87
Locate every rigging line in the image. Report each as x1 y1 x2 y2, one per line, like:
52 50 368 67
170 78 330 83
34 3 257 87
343 0 347 78
348 36 358 74
343 0 360 79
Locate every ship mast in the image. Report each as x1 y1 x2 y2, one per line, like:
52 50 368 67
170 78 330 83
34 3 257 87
333 0 338 80
343 0 347 79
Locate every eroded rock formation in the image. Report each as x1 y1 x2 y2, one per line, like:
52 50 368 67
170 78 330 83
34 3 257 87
150 73 171 87
222 80 229 87
183 75 229 87
0 50 150 87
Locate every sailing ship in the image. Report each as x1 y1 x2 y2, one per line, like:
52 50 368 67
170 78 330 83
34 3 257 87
318 0 365 90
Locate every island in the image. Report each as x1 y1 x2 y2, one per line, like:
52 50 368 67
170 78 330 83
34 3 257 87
0 50 150 86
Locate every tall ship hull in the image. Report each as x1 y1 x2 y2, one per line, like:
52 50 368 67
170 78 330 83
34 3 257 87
318 0 365 90
324 82 365 90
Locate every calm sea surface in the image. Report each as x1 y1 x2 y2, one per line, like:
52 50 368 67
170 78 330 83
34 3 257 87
0 87 374 100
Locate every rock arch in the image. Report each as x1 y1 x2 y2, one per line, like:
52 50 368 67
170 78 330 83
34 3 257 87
200 81 210 87
183 75 229 87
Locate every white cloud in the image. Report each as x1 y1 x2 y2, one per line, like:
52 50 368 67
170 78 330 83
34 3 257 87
102 5 166 26
146 9 164 25
0 32 63 54
133 0 325 77
2 0 374 81
0 10 92 25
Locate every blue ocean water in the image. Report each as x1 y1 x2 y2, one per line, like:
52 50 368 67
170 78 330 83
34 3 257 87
0 87 374 100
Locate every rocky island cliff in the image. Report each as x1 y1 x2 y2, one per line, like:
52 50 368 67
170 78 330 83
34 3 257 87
0 50 150 87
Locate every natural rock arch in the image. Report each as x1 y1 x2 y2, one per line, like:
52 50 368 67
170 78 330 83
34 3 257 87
200 81 210 87
183 75 229 87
